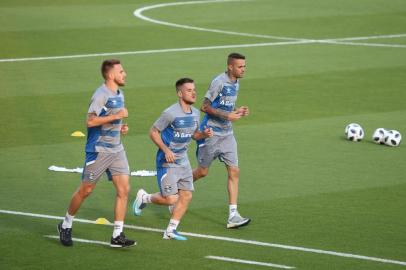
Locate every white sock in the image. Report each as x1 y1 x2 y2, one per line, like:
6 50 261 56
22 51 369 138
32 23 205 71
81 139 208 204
143 194 152 204
62 212 74 229
166 219 179 232
229 204 238 218
112 221 124 238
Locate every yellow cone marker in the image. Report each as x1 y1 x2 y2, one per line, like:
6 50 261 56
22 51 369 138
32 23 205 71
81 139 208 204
95 218 110 225
71 131 85 137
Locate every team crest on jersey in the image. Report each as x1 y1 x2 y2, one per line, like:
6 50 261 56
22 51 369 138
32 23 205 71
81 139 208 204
164 185 172 193
174 131 192 138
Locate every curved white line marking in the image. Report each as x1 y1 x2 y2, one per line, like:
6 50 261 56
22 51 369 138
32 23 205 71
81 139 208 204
133 0 304 41
2 209 406 267
0 1 405 63
133 0 406 48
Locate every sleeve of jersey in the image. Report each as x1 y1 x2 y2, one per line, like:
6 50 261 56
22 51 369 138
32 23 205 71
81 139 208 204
153 111 173 131
205 79 222 102
88 92 107 116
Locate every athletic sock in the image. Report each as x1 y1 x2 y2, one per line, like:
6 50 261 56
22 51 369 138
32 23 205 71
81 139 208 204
112 221 124 238
166 219 180 232
229 204 238 219
143 193 152 204
62 212 74 229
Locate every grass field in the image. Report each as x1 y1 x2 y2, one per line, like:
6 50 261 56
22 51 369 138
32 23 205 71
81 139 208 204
1 0 406 269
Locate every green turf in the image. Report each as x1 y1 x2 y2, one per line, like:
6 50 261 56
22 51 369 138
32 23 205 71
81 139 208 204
1 0 406 269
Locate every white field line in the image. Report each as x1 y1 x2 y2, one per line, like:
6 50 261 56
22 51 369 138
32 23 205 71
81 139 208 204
133 0 406 49
1 209 406 267
44 235 111 246
1 2 405 63
330 33 406 41
206 255 295 269
0 40 313 63
133 0 303 42
318 40 406 48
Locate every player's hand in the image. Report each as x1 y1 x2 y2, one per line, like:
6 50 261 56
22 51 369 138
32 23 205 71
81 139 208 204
120 124 129 135
237 106 249 116
115 108 128 119
164 149 176 163
227 111 242 122
203 127 213 138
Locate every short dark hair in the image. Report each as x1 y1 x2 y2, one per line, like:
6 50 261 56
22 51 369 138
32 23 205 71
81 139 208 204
175 78 194 92
227 53 245 65
101 59 121 79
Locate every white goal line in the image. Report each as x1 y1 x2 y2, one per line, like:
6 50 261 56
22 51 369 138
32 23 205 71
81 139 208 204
1 209 406 267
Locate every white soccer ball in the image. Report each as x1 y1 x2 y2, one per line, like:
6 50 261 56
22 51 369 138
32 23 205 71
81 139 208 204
372 128 388 144
384 130 402 147
345 123 364 142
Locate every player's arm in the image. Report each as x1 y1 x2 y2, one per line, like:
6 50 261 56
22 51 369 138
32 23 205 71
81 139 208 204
149 126 176 163
200 98 241 121
86 108 128 127
193 127 214 140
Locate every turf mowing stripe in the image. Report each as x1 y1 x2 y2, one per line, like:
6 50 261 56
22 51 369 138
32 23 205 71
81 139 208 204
133 0 302 42
134 0 406 49
206 256 295 269
1 209 406 267
0 40 311 63
44 235 111 246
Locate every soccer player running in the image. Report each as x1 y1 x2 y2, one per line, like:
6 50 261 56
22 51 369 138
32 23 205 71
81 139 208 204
58 59 135 248
132 78 213 240
193 53 251 229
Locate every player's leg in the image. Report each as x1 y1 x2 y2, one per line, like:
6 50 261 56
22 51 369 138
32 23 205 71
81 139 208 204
58 182 96 246
109 151 135 248
163 168 194 241
171 190 192 221
163 190 192 241
221 135 251 228
226 165 240 206
67 182 96 217
193 136 218 181
151 193 178 205
66 182 96 220
111 174 130 226
58 152 106 246
133 167 179 215
192 166 209 181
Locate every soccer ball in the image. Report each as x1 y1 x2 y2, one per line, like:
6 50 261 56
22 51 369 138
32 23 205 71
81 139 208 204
345 123 364 142
384 130 402 147
372 128 388 144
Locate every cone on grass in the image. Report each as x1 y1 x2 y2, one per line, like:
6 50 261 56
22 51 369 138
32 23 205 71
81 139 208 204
95 218 110 225
71 131 85 137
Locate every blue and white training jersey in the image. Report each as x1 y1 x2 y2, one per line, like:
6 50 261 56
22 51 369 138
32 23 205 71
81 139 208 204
201 72 239 136
153 102 200 168
85 84 125 154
